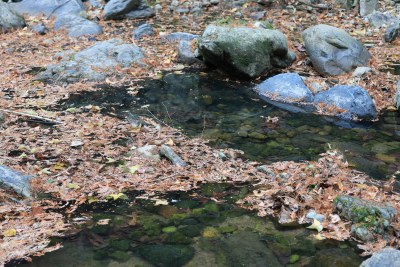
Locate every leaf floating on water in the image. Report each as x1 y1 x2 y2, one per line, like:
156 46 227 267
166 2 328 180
154 199 169 206
314 233 326 240
97 219 111 225
3 229 17 237
307 219 323 232
107 193 128 201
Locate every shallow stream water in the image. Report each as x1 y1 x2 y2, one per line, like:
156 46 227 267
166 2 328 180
17 70 400 266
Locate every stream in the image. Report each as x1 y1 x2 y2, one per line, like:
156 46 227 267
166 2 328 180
15 70 400 266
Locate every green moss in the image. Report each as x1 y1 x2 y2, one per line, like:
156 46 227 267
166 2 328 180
165 232 192 245
203 202 219 213
109 239 130 251
93 249 108 260
218 225 238 234
162 226 177 233
110 251 131 262
289 254 300 264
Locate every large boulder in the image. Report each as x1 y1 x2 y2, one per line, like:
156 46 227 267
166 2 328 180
360 0 377 17
36 39 145 83
314 85 377 121
103 0 142 20
0 165 32 197
10 0 85 17
360 248 400 267
255 73 315 113
0 1 25 33
333 195 397 242
198 25 296 78
54 14 102 37
302 24 371 76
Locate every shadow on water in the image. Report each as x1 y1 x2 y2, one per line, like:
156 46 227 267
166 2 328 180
60 70 400 179
16 184 364 267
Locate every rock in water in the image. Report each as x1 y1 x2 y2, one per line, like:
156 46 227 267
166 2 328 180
0 165 32 197
178 40 201 65
137 245 194 267
302 24 371 76
198 25 296 78
0 1 25 33
103 0 141 20
36 39 144 82
360 248 400 267
314 85 377 121
255 73 315 113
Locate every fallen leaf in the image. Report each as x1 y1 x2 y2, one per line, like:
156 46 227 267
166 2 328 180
307 219 323 232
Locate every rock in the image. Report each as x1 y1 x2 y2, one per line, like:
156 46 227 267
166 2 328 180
302 24 371 76
255 73 315 113
198 25 295 78
0 165 32 197
334 195 397 241
31 22 48 35
137 245 195 267
306 210 325 222
103 0 141 20
395 80 400 110
278 209 298 227
352 66 373 77
125 1 155 19
257 165 276 179
360 248 400 267
133 23 153 40
36 39 144 83
311 248 362 266
54 14 102 37
367 12 397 28
314 85 377 121
0 1 25 33
384 21 400 43
159 145 187 167
88 0 103 8
359 0 377 17
178 40 201 65
163 32 199 41
10 0 85 17
136 145 160 161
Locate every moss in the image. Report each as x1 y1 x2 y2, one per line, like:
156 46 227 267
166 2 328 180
290 254 300 264
202 227 221 238
93 249 108 260
162 226 177 233
218 225 238 234
110 251 131 262
109 239 130 251
165 232 192 245
203 202 219 213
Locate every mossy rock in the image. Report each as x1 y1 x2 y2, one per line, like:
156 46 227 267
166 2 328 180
203 202 219 213
165 232 192 245
110 251 131 262
93 248 109 260
202 227 221 239
91 224 111 235
109 239 131 251
218 225 238 234
179 225 204 237
162 226 177 233
137 245 195 267
175 199 201 209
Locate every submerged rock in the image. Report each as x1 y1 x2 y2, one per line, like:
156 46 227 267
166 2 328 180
395 80 400 110
178 40 201 65
314 85 377 121
0 1 25 33
360 247 400 267
255 73 315 113
302 24 371 76
137 244 195 267
36 39 144 83
0 165 32 197
333 195 397 242
312 248 362 267
198 25 295 78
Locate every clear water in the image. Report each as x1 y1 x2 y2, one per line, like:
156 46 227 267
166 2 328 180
16 185 363 267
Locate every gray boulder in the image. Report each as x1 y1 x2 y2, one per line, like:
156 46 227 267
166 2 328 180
0 1 25 33
334 195 397 242
360 0 377 17
31 22 48 35
395 80 400 109
0 165 32 198
54 14 102 37
255 73 315 113
163 32 199 41
314 85 377 121
367 12 397 28
10 0 85 17
103 0 141 20
36 39 145 82
360 248 400 267
384 21 400 43
178 40 201 65
302 24 371 76
125 2 155 19
198 25 296 78
133 23 154 40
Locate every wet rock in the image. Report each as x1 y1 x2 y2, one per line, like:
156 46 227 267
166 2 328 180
359 0 377 17
103 0 141 20
384 21 400 43
133 23 154 40
178 40 201 65
360 247 400 267
333 195 397 242
198 25 296 78
11 0 85 16
0 1 25 32
0 165 32 197
255 73 315 113
302 24 371 76
159 145 187 167
311 248 362 267
36 38 144 83
137 244 195 267
367 12 397 28
31 22 48 35
395 80 400 110
314 85 377 121
54 14 102 37
352 66 373 78
163 32 199 41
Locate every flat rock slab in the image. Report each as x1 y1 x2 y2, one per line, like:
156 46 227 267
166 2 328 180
0 165 32 197
360 248 400 267
0 2 25 33
36 38 144 83
302 24 371 76
198 25 296 78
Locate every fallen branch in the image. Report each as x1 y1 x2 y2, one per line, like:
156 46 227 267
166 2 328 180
0 109 62 125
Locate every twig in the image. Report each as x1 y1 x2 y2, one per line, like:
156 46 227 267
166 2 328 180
0 109 62 125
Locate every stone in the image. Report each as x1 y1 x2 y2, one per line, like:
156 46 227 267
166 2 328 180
178 40 201 65
384 21 400 43
36 39 144 83
159 145 187 167
133 23 154 40
306 210 325 222
314 85 377 121
352 66 373 77
395 80 400 110
311 248 362 266
360 248 400 267
125 1 155 19
162 32 199 41
54 14 102 37
198 25 296 78
302 24 371 76
136 145 160 161
31 23 48 35
103 0 141 20
360 0 377 17
0 165 32 197
255 73 315 113
0 1 25 33
10 0 85 17
367 12 397 28
137 245 195 267
88 0 103 8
